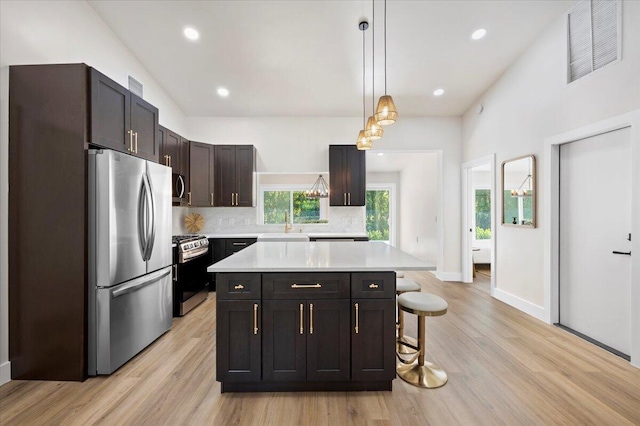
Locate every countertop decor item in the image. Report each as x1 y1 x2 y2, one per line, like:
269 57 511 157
185 212 205 233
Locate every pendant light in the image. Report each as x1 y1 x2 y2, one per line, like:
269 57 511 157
365 0 383 140
305 174 329 199
357 20 373 150
375 0 398 126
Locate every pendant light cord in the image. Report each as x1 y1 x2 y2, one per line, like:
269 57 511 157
384 0 387 95
372 0 375 111
362 24 366 128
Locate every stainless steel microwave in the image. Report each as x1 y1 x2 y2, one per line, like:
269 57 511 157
172 173 186 199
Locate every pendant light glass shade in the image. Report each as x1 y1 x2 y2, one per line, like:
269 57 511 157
364 116 384 140
375 95 397 125
356 130 373 150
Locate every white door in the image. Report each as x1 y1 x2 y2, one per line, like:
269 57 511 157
559 127 632 356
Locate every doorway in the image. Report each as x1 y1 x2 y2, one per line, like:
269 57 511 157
558 127 632 359
462 155 496 289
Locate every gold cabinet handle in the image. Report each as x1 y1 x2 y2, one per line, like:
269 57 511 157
231 193 234 206
291 283 321 289
236 193 239 206
299 303 304 334
134 131 138 153
187 192 192 206
309 303 314 335
168 155 172 167
210 193 214 206
234 284 244 290
128 130 133 152
253 303 259 335
343 193 347 205
369 283 379 289
348 193 351 205
355 303 359 334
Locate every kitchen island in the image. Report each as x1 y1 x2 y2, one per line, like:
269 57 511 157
208 241 434 393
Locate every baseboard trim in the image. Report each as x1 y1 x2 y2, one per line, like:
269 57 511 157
492 288 545 322
430 271 463 282
0 361 10 386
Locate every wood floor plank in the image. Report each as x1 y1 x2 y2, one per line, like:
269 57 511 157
1 272 639 425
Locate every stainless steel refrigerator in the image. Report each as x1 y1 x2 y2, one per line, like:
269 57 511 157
88 149 173 375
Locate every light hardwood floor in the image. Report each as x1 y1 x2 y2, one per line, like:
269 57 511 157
1 272 639 425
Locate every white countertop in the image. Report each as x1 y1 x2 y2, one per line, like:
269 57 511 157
202 232 369 239
207 241 435 272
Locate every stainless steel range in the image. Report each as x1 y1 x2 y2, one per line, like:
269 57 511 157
172 235 210 316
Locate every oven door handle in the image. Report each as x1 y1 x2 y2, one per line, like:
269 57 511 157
112 268 170 298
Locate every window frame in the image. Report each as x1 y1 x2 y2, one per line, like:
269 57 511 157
258 184 329 226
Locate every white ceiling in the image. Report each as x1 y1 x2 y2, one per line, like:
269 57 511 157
88 0 572 117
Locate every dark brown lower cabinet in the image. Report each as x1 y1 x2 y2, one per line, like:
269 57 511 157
351 299 396 381
217 272 395 392
262 300 350 382
216 300 261 382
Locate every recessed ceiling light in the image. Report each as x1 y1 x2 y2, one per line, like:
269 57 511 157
184 27 199 41
433 88 445 97
377 152 384 156
217 87 230 97
471 28 487 40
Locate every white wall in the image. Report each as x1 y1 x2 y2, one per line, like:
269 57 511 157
398 154 439 265
462 1 640 308
0 0 188 385
187 116 462 274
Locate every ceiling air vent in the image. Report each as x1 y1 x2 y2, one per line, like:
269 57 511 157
128 75 143 97
567 0 621 83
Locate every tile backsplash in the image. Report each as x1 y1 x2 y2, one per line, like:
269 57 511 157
172 206 365 235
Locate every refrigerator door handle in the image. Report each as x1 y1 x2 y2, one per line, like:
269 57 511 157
112 267 171 298
143 171 157 261
138 175 148 260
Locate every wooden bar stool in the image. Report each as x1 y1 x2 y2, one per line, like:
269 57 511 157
396 292 448 388
396 278 421 355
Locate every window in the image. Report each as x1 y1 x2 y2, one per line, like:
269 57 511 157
568 0 620 83
475 189 491 240
365 184 396 245
261 187 328 225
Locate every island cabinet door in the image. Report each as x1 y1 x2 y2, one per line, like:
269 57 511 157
306 300 351 381
216 300 261 382
351 299 396 381
262 300 307 382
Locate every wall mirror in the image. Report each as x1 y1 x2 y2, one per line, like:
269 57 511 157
502 155 536 228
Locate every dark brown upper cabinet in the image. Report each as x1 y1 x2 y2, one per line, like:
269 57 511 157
329 145 366 206
189 141 215 207
214 145 256 207
159 125 181 172
90 68 159 162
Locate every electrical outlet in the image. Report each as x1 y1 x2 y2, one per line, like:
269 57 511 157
244 218 250 225
351 218 357 225
416 236 419 243
229 218 235 226
216 218 222 225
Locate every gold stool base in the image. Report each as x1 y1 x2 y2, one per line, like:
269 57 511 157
396 335 418 355
397 361 448 389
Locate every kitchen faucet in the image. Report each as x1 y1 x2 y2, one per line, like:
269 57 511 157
284 211 292 233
